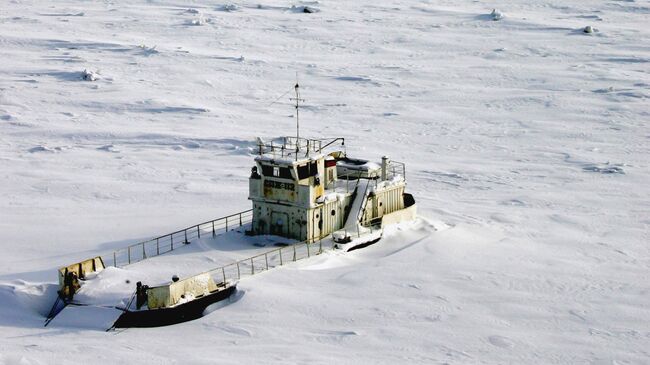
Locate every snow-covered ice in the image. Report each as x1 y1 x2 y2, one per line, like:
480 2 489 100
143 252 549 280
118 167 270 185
0 0 648 364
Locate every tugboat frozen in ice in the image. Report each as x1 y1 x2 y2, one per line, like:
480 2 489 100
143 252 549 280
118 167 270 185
46 83 417 329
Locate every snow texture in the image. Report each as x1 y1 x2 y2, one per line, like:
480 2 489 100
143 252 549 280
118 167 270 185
0 0 649 364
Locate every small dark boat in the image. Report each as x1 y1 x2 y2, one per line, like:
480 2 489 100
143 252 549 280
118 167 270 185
113 284 236 328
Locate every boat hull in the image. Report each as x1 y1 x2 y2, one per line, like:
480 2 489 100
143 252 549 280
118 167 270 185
113 285 236 328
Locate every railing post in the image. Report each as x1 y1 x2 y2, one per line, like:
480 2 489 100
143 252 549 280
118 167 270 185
142 242 146 259
279 248 283 266
113 251 117 267
197 225 200 239
156 238 160 256
222 267 226 285
127 246 131 264
293 245 296 262
237 261 241 279
212 221 216 237
251 258 254 275
319 237 322 254
226 217 229 231
265 253 269 270
171 235 174 251
184 230 189 244
239 213 242 227
307 243 310 258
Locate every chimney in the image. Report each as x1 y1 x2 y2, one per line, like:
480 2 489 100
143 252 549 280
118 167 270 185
381 156 389 181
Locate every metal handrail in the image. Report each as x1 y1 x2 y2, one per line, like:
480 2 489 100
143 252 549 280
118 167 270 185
194 236 328 286
387 160 406 180
108 209 253 267
256 136 344 159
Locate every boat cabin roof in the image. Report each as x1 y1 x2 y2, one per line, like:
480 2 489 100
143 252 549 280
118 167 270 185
254 136 345 166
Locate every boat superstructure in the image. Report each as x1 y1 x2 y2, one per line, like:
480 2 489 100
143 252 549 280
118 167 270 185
249 136 416 248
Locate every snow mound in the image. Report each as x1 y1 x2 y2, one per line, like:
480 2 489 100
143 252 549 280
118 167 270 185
81 69 99 81
138 44 159 56
187 16 207 26
0 281 58 319
97 144 120 153
583 164 625 174
28 145 69 153
218 4 240 12
290 5 320 14
73 266 133 307
28 145 55 153
490 9 504 21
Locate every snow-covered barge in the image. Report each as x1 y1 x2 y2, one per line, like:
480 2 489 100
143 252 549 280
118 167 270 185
48 86 416 329
47 137 416 328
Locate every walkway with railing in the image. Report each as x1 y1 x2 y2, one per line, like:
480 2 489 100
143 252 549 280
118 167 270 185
199 237 330 286
108 210 253 267
108 215 334 292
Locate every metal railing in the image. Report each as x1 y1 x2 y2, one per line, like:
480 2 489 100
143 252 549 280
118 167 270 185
197 236 330 286
336 163 404 194
108 210 253 267
336 169 374 193
387 160 406 180
256 136 345 160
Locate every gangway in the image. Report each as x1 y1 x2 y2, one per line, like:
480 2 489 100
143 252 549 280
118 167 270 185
332 179 382 249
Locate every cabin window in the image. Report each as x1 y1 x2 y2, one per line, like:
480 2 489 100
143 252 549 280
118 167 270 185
297 162 318 180
281 168 293 179
261 165 273 176
261 164 293 180
331 210 336 216
297 165 308 179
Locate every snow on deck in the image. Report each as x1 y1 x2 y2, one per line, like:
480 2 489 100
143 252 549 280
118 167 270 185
75 231 298 308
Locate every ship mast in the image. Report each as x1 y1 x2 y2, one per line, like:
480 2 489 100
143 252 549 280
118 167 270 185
289 82 304 160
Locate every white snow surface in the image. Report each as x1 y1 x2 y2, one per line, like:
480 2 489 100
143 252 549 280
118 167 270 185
1 0 649 364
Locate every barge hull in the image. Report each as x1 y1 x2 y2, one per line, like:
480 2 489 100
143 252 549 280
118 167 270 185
113 285 236 328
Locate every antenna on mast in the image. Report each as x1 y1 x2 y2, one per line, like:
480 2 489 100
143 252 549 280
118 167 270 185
289 77 305 160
